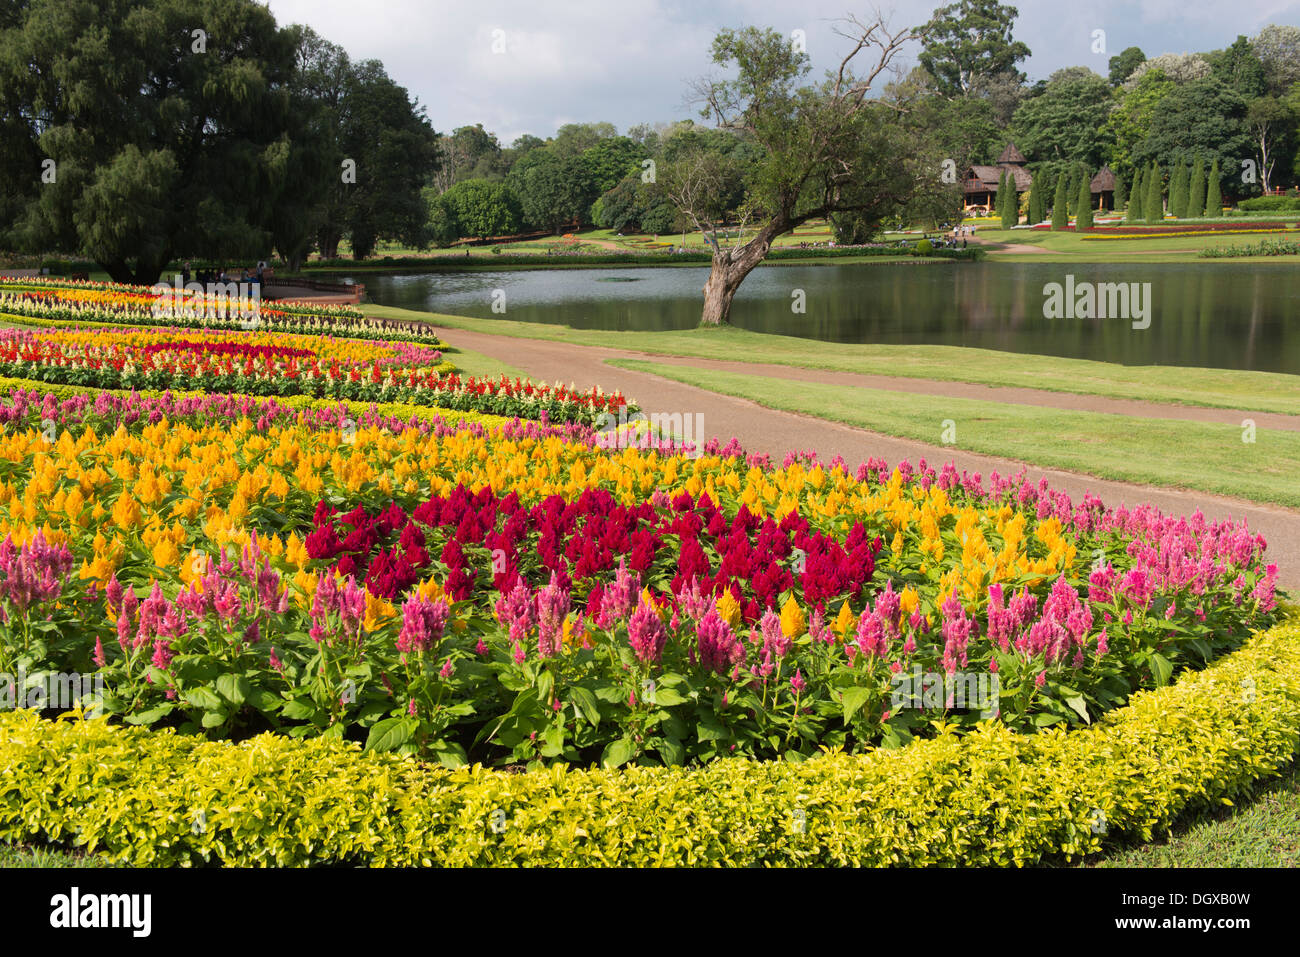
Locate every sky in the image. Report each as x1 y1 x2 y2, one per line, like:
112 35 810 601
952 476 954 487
265 0 1300 145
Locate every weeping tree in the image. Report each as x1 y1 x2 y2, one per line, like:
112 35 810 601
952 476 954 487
665 16 933 326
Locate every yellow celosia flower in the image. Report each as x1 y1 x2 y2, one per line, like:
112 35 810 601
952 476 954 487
715 591 741 628
780 595 807 638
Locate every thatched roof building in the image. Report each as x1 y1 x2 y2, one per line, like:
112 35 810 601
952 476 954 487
963 142 1033 211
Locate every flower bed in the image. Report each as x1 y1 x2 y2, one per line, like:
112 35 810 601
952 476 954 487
0 387 1278 768
0 327 627 425
0 277 444 345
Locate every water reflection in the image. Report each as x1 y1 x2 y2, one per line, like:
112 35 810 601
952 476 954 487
363 262 1300 373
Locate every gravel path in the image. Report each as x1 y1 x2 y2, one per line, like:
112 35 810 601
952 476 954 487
431 325 1300 588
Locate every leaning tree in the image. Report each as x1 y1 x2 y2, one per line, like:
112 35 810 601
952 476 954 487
664 14 938 326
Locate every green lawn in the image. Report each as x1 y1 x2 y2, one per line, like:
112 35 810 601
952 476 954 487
364 305 1300 417
1081 759 1300 867
0 842 116 868
608 358 1300 508
967 222 1300 263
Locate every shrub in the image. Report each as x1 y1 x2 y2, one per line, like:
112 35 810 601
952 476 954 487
1238 195 1300 211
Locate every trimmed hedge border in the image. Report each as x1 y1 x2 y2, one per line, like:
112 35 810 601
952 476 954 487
2 618 1298 867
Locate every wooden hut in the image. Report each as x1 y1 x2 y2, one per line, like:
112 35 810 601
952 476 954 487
1089 166 1117 211
963 143 1033 213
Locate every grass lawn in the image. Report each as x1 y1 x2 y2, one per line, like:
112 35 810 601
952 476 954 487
0 842 116 868
607 358 1300 508
1080 759 1299 868
967 222 1300 263
364 305 1300 417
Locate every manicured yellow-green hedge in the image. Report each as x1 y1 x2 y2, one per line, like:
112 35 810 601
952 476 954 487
2 620 1298 867
0 376 510 431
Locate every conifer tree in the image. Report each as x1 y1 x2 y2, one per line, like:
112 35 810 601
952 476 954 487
1076 172 1093 230
1113 174 1126 214
1205 159 1222 217
1001 171 1018 229
1145 163 1163 224
1187 156 1206 220
993 169 1006 221
1169 163 1188 218
1052 175 1069 230
1029 177 1044 224
1128 167 1143 221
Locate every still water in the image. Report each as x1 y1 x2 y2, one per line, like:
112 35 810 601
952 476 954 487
363 262 1300 373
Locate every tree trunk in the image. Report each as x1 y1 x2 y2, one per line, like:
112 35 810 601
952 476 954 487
698 221 785 326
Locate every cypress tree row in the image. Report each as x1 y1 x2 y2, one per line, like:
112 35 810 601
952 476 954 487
1076 172 1093 230
1188 156 1206 220
1002 172 1018 229
1113 174 1126 213
1205 159 1222 216
993 169 1006 221
1052 175 1069 230
1145 163 1163 224
1128 166 1144 221
1169 163 1188 218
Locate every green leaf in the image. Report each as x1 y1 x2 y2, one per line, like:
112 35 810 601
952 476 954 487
201 710 227 729
365 717 413 752
124 703 174 726
840 686 872 724
1063 695 1091 723
280 697 318 721
540 726 565 757
569 686 601 727
652 686 688 707
696 720 729 742
1150 652 1173 687
536 669 554 706
657 737 685 766
182 687 223 711
601 736 636 769
216 674 250 707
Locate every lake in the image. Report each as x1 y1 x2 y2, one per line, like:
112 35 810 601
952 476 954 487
362 262 1300 373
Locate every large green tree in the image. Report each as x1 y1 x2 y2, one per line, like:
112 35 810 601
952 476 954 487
1108 47 1145 87
917 0 1030 97
668 17 935 326
508 149 597 234
0 0 308 283
1132 76 1251 185
1011 68 1114 169
439 178 519 241
317 59 439 260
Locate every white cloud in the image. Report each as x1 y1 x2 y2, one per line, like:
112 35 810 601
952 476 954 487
265 0 1300 143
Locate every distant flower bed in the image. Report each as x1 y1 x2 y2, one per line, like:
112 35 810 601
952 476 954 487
1076 224 1294 238
0 277 443 345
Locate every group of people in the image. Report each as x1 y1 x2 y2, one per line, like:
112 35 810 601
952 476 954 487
180 261 271 287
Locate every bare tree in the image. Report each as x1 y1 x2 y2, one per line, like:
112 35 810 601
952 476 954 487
668 12 934 326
